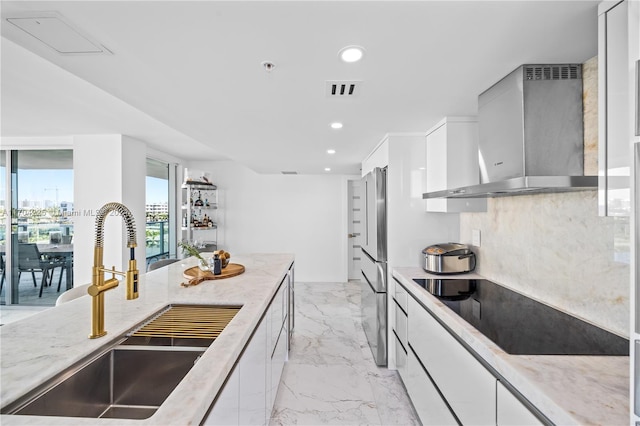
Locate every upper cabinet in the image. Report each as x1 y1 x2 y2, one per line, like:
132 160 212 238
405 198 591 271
424 117 486 213
361 139 389 177
598 0 632 217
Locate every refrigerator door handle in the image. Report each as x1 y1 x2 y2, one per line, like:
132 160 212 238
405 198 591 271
361 269 376 293
376 260 387 292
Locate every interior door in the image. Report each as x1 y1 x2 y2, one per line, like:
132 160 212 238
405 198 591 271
347 179 363 280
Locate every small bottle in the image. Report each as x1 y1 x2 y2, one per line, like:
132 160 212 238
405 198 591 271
195 191 204 207
213 253 222 275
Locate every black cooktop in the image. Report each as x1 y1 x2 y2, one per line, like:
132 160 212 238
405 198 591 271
412 278 628 356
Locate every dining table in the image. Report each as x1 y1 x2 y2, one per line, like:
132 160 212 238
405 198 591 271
0 243 74 292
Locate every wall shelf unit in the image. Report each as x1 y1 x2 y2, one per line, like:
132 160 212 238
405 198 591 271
181 182 218 250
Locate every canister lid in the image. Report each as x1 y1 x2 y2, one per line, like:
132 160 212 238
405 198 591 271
423 243 471 255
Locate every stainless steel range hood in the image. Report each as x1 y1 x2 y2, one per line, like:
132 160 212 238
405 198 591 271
424 64 597 200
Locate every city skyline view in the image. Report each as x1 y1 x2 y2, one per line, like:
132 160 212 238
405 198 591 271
1 170 169 208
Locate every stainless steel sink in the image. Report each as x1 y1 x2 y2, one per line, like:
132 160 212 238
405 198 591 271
7 346 204 419
2 304 242 419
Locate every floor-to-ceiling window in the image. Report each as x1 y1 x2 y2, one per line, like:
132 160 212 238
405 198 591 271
146 158 171 267
1 150 74 306
0 152 6 305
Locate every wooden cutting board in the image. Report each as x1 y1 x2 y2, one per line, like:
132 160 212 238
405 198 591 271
182 263 245 287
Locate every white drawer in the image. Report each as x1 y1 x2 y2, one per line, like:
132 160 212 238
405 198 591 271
393 279 408 313
408 296 496 426
405 346 457 426
394 300 408 349
395 333 408 383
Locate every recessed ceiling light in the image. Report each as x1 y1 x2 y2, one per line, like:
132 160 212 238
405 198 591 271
339 45 365 63
330 122 343 129
327 149 336 155
324 168 331 172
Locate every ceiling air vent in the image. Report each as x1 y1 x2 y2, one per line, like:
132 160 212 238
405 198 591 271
524 64 581 81
281 171 298 175
6 12 112 55
325 80 361 98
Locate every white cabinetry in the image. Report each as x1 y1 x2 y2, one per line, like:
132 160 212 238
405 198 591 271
392 279 408 380
598 1 631 217
267 276 288 411
407 296 496 425
395 281 545 425
203 264 293 425
497 381 543 426
425 117 486 213
203 367 239 425
406 347 458 425
239 318 267 425
361 139 389 176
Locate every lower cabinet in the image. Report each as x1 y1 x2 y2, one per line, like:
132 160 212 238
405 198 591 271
269 324 287 410
239 319 267 425
267 280 288 411
398 287 541 426
203 366 240 425
394 334 407 381
405 345 458 425
497 381 543 426
408 296 496 425
203 267 292 425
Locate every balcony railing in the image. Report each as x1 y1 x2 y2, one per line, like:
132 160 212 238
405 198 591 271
146 220 169 261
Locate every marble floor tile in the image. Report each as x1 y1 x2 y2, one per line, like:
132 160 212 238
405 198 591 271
271 363 381 425
271 281 419 425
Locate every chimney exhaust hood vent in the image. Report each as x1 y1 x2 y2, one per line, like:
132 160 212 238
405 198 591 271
423 64 597 200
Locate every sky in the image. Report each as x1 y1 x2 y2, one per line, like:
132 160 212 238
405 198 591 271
0 169 169 206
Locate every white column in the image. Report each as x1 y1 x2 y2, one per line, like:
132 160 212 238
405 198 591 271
73 135 146 285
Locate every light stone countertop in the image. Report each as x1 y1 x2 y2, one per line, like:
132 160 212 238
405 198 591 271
0 253 294 425
392 267 629 426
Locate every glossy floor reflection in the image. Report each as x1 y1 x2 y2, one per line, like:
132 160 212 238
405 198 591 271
270 281 419 425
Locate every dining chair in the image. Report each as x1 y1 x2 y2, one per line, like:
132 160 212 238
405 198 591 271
18 243 66 297
0 254 5 293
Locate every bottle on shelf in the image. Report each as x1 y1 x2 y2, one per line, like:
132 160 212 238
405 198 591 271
194 191 204 207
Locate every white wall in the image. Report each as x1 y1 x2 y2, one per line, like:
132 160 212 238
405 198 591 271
188 160 352 282
73 135 146 285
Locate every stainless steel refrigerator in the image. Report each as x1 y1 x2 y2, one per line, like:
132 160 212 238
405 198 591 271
360 167 387 366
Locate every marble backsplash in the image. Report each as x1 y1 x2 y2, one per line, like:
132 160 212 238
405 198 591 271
582 56 598 176
460 190 630 337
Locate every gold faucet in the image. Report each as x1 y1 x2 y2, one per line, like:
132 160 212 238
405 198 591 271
87 202 139 339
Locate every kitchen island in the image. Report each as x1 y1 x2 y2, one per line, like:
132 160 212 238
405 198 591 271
393 267 628 426
0 253 294 425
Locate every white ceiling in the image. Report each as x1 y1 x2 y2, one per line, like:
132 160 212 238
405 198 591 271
1 1 599 175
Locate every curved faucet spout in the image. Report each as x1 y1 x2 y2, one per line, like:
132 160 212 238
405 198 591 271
88 202 139 339
95 202 137 249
